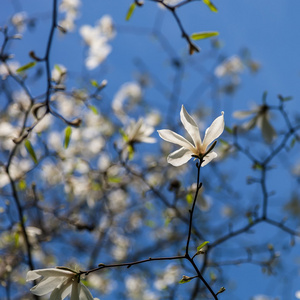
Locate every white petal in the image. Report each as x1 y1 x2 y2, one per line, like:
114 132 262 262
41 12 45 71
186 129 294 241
50 277 73 300
27 268 74 282
157 130 194 151
180 105 202 148
140 136 156 143
202 112 224 149
202 152 217 167
79 282 94 300
70 280 79 300
167 147 193 166
31 276 67 296
233 110 254 119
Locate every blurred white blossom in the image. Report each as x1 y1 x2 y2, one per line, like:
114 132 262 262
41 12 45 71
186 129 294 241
11 11 27 32
233 104 277 144
59 0 81 31
80 15 115 69
112 82 142 122
214 55 244 78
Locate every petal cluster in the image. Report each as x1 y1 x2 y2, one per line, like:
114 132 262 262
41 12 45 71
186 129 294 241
158 105 224 167
26 267 94 300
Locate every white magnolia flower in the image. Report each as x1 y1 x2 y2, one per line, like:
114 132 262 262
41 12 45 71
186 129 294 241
233 104 276 144
158 105 224 167
214 55 244 78
125 118 156 144
26 267 94 300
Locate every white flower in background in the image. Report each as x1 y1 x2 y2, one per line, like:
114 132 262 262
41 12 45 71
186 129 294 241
80 15 115 69
52 64 67 83
0 61 20 79
112 82 142 122
214 55 244 78
59 0 81 31
125 118 156 144
11 11 27 32
26 267 94 300
296 290 300 299
85 38 112 70
233 104 277 144
158 105 224 167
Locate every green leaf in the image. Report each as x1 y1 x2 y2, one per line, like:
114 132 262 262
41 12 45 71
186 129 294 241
18 179 27 190
54 64 62 72
290 137 296 149
108 177 122 183
16 61 36 73
203 0 218 12
64 126 72 149
191 31 219 40
88 105 98 115
197 241 209 252
186 193 193 204
126 2 136 21
90 79 99 88
24 140 38 164
225 126 233 134
179 276 192 284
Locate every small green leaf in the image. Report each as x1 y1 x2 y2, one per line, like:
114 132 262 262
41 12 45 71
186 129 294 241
90 79 99 87
290 137 296 149
54 64 62 72
225 126 233 134
24 140 38 164
16 61 36 73
126 2 136 21
186 193 193 204
88 105 98 115
64 126 72 149
18 179 27 190
191 31 219 40
197 241 209 252
108 177 122 183
203 0 218 12
179 276 192 284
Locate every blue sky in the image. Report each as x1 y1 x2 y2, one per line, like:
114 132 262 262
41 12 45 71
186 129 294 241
1 1 300 299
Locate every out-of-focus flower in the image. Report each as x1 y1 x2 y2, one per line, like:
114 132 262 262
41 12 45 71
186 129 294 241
0 61 20 79
26 267 94 300
296 290 300 299
112 82 142 122
125 118 156 144
79 15 115 70
59 0 81 31
11 11 27 32
233 104 276 144
214 55 244 78
158 105 224 167
251 295 272 300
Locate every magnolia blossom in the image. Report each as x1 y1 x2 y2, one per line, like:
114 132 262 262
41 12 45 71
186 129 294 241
125 118 156 144
26 267 94 300
233 104 276 144
158 105 224 167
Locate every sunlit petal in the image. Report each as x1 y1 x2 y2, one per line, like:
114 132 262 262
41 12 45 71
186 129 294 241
203 112 224 148
31 277 67 296
167 147 193 166
49 278 72 300
180 105 202 148
157 130 194 151
201 151 217 167
79 282 95 300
